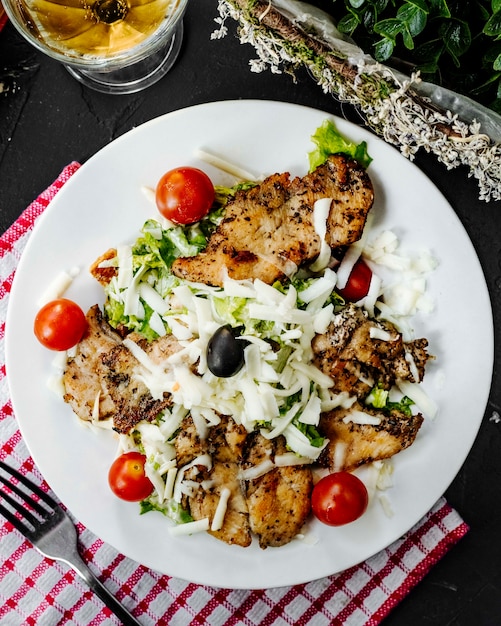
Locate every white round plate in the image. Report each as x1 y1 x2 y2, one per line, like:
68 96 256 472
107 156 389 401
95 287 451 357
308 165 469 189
5 100 493 589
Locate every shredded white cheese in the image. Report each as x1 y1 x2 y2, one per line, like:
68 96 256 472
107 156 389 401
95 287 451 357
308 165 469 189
378 493 395 518
331 441 348 472
369 326 396 341
309 198 332 272
239 459 275 481
396 379 438 419
211 488 231 531
168 518 210 536
336 214 373 289
37 267 80 306
274 453 313 467
343 410 382 425
194 148 259 181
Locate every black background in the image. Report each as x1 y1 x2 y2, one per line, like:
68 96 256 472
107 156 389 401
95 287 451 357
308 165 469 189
1 1 501 623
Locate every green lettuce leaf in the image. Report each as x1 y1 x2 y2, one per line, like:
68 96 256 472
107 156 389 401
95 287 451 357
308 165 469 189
308 119 373 171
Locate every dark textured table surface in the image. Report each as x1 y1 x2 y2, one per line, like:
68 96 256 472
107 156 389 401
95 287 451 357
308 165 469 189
1 1 501 624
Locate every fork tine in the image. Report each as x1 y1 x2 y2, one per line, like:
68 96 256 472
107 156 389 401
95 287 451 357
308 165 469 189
0 473 50 518
0 460 56 510
0 487 41 529
0 501 35 537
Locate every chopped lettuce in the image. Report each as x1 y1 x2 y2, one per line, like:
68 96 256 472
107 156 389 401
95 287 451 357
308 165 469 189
134 219 206 270
386 395 414 417
308 119 373 171
101 177 258 339
293 421 325 448
214 181 257 207
212 295 248 326
103 219 208 337
365 383 414 416
140 496 193 524
365 385 389 409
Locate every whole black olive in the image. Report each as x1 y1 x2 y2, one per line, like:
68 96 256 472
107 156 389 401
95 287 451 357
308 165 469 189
207 325 246 378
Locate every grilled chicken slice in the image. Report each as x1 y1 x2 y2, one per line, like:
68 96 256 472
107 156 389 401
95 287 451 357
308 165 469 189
63 306 183 434
319 403 424 471
175 414 248 466
97 333 182 434
242 432 313 549
184 461 252 548
176 415 251 547
97 347 171 435
175 415 204 467
63 305 122 422
172 154 374 287
312 303 430 396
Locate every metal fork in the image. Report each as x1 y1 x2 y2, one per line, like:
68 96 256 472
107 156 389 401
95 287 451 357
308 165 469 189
0 460 142 625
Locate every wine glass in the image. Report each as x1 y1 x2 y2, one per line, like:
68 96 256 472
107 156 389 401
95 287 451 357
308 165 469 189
2 0 187 94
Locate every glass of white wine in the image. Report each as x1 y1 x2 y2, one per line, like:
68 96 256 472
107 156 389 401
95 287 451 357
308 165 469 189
2 0 187 94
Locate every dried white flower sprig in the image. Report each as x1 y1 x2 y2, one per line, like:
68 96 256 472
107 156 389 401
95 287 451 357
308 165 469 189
213 0 501 202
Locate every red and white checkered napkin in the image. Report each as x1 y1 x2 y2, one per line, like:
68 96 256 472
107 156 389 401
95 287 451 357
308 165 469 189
0 2 7 32
0 164 469 625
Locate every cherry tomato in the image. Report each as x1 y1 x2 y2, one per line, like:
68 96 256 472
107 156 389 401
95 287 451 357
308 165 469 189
34 298 87 351
311 472 369 526
337 258 372 302
108 452 154 502
155 166 215 224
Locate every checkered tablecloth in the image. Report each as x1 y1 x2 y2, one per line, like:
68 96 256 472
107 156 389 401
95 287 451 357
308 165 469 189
0 4 7 32
0 164 469 625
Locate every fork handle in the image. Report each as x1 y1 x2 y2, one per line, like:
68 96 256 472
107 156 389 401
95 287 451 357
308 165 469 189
67 552 142 625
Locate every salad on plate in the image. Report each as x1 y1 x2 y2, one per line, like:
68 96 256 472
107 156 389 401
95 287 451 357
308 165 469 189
35 120 438 550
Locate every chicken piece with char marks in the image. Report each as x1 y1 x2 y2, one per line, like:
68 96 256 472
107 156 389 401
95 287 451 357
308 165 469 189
63 305 122 423
63 305 183 434
172 154 374 286
312 303 431 471
242 432 313 549
97 332 182 434
175 416 313 548
175 415 252 547
312 303 430 396
318 403 424 472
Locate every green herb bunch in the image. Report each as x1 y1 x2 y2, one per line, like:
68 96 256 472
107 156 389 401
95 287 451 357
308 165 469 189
330 0 501 113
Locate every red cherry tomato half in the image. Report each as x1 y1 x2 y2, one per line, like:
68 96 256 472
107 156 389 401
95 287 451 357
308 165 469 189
108 452 154 502
311 472 369 526
34 298 87 351
155 166 215 225
337 258 373 302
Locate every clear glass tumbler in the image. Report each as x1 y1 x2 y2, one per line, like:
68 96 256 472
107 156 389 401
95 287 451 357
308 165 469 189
2 0 187 94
